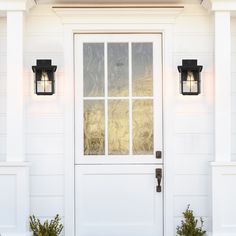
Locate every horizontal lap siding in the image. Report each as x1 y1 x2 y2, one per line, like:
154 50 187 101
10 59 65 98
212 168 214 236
0 18 6 162
173 5 214 233
24 6 65 222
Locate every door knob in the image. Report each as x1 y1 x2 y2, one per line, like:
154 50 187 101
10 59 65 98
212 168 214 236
155 168 162 192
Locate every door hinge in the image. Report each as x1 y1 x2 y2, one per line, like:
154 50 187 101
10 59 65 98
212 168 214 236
156 151 162 159
155 168 162 193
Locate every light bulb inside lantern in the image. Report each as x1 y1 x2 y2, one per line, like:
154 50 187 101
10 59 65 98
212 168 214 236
183 71 197 93
41 71 52 93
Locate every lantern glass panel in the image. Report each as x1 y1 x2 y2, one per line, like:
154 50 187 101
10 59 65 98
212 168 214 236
181 70 200 94
183 71 197 93
36 70 54 94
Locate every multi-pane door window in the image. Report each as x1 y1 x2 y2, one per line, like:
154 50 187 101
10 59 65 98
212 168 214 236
83 42 154 156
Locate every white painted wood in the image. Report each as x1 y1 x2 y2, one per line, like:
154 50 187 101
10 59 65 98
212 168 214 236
27 154 64 175
38 0 200 4
6 11 25 162
30 196 64 217
0 163 29 234
212 163 236 235
175 134 213 154
26 115 64 134
53 7 184 25
174 154 213 175
75 165 163 236
212 1 236 11
214 11 231 162
0 0 35 11
174 113 213 134
174 175 210 195
174 195 210 217
56 5 179 234
74 33 164 236
30 175 64 196
0 3 220 235
26 134 64 154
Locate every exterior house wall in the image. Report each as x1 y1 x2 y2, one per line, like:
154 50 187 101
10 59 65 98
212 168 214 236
173 5 214 231
0 3 232 234
24 5 65 222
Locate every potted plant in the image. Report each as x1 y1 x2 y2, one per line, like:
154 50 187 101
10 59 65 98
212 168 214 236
176 205 206 236
29 214 63 236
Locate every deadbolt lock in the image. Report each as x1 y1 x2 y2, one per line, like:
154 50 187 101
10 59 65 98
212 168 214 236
156 151 162 159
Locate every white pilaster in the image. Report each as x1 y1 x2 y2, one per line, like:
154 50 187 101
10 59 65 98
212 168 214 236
212 5 236 236
6 11 25 162
214 11 231 162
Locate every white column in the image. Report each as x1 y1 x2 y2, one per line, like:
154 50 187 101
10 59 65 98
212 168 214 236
6 11 25 162
215 11 231 162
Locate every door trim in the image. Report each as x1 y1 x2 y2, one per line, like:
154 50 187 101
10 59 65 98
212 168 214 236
60 11 178 235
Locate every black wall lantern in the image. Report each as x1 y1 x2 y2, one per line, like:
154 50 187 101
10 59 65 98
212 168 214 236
32 59 57 95
178 60 203 95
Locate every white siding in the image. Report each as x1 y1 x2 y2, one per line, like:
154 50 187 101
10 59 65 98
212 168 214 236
173 5 214 233
24 5 65 221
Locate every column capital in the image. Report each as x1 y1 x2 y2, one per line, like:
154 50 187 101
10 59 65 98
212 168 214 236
0 0 35 12
202 0 236 11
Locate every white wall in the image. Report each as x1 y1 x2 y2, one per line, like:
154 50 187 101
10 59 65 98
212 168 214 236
24 5 65 222
0 3 218 235
172 5 214 232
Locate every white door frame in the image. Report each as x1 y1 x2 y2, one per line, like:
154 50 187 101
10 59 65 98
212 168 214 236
54 6 183 236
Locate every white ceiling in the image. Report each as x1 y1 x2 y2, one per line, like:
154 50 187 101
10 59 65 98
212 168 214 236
35 0 201 4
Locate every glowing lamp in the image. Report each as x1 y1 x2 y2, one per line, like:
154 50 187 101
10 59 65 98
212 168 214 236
178 60 203 95
32 60 57 95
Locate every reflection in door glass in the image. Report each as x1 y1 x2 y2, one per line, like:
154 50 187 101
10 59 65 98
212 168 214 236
108 100 129 155
83 43 104 97
84 100 105 155
108 43 129 97
132 99 153 155
132 43 153 97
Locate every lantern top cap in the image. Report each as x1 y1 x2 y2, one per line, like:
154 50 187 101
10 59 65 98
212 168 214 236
178 59 203 72
32 59 57 72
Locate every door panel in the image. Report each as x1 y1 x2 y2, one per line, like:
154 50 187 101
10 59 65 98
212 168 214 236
75 165 163 236
74 34 163 236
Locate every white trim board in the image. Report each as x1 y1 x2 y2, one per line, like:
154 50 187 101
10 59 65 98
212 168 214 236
54 7 181 236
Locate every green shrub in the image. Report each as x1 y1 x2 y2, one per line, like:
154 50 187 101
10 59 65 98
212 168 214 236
176 205 206 236
29 214 63 236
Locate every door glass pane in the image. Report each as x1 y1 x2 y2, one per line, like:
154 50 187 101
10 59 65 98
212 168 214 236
84 100 105 155
83 43 104 97
132 43 153 97
108 100 129 155
108 43 129 97
132 99 153 155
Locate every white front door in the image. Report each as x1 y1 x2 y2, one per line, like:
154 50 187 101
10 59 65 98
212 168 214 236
74 34 163 236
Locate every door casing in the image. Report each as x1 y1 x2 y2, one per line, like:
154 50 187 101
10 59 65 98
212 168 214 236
59 7 180 235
